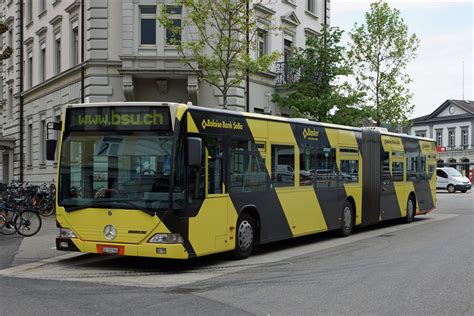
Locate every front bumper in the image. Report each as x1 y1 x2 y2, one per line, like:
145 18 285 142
455 184 471 191
56 238 190 259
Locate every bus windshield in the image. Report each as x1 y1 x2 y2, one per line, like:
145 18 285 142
59 131 183 212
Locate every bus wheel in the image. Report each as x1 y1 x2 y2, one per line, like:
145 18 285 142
447 184 456 193
232 213 255 260
404 197 415 223
338 201 353 237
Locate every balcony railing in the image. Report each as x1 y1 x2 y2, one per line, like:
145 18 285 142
274 62 300 86
274 62 324 86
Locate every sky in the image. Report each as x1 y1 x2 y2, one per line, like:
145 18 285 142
331 0 473 118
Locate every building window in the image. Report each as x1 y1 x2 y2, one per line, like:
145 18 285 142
257 29 268 58
415 131 426 138
271 145 295 187
165 6 182 45
27 51 33 89
436 129 443 146
72 24 79 66
26 0 33 22
448 129 455 147
39 0 46 14
40 119 46 164
462 128 468 146
55 34 61 74
307 0 316 14
7 86 13 119
39 41 46 82
140 6 157 45
27 123 33 166
7 26 13 67
283 36 293 63
254 108 264 114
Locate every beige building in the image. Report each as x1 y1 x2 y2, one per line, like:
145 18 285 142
0 0 330 184
408 99 474 177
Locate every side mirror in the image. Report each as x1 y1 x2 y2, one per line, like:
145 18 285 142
46 139 57 161
186 137 202 167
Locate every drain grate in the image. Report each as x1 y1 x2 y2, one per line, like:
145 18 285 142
378 234 396 237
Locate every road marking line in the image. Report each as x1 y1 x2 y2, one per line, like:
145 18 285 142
0 213 458 288
0 252 83 276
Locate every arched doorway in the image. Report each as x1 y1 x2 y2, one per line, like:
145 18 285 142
461 158 470 176
437 159 444 167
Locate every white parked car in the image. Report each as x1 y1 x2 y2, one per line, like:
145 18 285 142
436 167 471 193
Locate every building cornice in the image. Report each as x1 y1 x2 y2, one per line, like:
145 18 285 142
35 26 48 37
253 3 276 16
49 14 63 26
411 114 474 126
65 1 80 14
281 11 301 27
24 36 34 46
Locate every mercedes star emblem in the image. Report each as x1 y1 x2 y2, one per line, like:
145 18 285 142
104 224 117 241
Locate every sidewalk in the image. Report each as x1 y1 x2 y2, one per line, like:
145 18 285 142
11 215 59 266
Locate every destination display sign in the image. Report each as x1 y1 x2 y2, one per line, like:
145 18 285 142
66 106 171 131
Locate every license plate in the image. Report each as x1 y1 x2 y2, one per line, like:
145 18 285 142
102 247 119 254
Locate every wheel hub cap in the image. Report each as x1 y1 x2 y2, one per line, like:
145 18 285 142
343 206 351 229
238 220 253 251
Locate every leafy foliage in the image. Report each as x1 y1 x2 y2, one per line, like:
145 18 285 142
158 0 280 108
0 21 13 60
348 0 420 126
272 25 364 126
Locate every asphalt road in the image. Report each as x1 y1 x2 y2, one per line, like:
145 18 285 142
0 190 472 315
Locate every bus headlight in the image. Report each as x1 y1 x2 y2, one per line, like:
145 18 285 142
57 228 77 238
148 233 183 244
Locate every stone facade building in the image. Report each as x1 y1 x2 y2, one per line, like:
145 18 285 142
0 0 331 184
408 99 474 177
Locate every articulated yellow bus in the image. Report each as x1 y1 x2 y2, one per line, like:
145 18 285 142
49 102 436 259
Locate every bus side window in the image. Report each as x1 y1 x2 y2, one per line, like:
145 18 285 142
392 161 404 181
340 159 359 183
230 140 267 193
315 147 337 188
382 151 391 184
406 152 418 181
206 136 224 194
299 143 317 186
271 145 295 187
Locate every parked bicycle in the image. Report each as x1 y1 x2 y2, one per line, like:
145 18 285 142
0 181 56 217
0 202 42 237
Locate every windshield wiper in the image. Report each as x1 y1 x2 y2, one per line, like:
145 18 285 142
64 199 157 216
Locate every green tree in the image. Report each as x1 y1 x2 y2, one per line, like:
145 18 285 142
0 21 13 60
158 0 280 108
348 0 420 126
272 25 363 125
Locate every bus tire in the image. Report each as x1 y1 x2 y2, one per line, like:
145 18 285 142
232 213 255 260
447 184 456 193
338 201 353 237
404 197 415 224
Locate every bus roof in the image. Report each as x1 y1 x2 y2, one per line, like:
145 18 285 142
65 102 434 143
